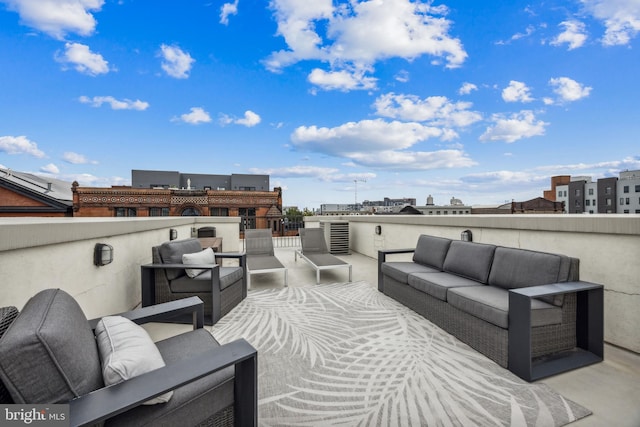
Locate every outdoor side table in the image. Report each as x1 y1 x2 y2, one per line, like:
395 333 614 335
508 281 604 382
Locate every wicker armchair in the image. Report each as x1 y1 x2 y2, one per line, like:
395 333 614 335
142 238 246 325
0 290 257 426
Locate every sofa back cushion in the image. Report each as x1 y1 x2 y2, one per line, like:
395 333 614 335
0 289 103 403
443 241 497 283
158 238 203 281
412 235 452 270
488 247 571 290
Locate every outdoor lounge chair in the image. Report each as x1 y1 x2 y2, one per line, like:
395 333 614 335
295 228 352 284
0 289 257 426
245 229 288 289
141 238 247 325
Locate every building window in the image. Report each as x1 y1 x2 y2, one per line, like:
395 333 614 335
210 207 229 216
606 199 612 206
149 207 169 216
588 188 594 195
575 189 581 196
636 185 640 192
624 210 629 214
623 185 629 193
605 187 611 195
626 198 630 205
585 200 590 206
115 207 136 217
592 199 596 206
619 198 624 205
557 190 562 197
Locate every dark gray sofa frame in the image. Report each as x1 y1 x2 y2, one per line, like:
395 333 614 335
378 235 603 381
0 292 257 426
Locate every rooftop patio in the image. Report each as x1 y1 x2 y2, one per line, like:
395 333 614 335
143 245 640 427
1 215 639 425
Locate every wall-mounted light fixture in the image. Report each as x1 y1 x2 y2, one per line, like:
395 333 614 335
94 243 114 266
169 228 178 240
375 225 382 235
461 229 473 242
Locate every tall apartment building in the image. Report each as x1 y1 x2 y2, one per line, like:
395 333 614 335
553 170 640 214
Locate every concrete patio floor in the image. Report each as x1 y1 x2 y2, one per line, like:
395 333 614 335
146 246 640 427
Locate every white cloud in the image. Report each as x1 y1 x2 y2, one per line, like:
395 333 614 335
290 118 475 170
249 165 339 178
174 107 212 124
480 110 548 143
159 44 194 79
347 149 476 170
265 0 467 89
220 110 262 127
236 110 261 127
502 81 534 103
373 93 482 128
581 0 640 46
220 0 239 25
79 95 149 110
549 77 592 102
458 82 478 95
292 119 443 155
40 163 59 174
395 70 409 83
3 0 104 39
0 135 46 158
63 151 97 164
551 20 588 50
56 42 109 75
308 68 377 91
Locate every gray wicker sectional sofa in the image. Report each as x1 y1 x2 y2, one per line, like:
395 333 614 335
378 234 604 381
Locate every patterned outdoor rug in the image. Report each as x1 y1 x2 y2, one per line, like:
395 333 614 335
211 281 591 427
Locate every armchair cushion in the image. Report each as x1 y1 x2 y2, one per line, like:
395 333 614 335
158 239 203 280
95 316 173 405
182 248 216 278
0 289 103 404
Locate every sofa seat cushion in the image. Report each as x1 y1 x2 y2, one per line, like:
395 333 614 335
443 241 496 283
408 272 483 301
488 247 572 306
0 289 103 404
412 235 452 269
170 267 244 293
159 238 203 281
381 262 440 284
105 329 234 427
448 286 562 329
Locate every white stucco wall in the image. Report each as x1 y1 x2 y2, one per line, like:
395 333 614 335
0 217 241 319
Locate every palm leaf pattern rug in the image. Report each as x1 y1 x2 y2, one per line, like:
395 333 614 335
211 281 591 426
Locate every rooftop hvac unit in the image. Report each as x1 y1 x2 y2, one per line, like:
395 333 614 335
320 221 349 255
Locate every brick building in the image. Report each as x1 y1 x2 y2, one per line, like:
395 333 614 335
0 168 73 217
71 170 284 232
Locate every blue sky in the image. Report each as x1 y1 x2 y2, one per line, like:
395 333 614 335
1 0 639 210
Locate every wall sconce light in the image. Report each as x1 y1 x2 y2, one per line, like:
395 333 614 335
461 229 473 242
94 243 113 266
169 228 178 240
375 225 382 235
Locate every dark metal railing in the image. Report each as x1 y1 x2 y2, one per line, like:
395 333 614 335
239 215 304 248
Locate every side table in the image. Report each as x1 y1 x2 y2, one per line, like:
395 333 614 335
508 281 604 381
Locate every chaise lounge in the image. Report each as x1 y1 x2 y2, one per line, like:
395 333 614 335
295 228 352 284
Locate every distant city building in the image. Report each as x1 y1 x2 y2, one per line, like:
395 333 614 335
0 168 73 217
412 195 472 215
551 169 639 214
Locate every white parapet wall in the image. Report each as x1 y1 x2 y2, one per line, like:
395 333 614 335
307 214 640 354
0 217 241 320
